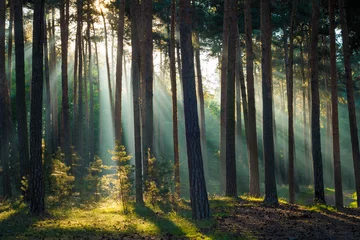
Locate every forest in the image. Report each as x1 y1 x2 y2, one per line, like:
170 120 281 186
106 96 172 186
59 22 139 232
1 0 360 239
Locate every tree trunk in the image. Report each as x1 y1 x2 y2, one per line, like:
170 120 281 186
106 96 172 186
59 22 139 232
329 0 343 208
225 0 238 197
310 0 325 204
220 0 229 194
29 0 45 215
14 0 30 198
193 2 208 184
287 0 298 204
0 0 11 198
338 0 360 207
130 0 144 205
44 14 51 156
261 0 278 206
244 0 260 197
75 0 83 159
73 32 78 145
170 0 180 197
87 0 94 163
179 0 210 219
60 0 71 166
114 0 125 144
83 36 89 165
141 0 154 182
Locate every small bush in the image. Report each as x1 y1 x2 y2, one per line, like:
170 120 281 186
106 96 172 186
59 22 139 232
145 150 174 206
50 150 75 202
85 156 103 201
108 141 134 213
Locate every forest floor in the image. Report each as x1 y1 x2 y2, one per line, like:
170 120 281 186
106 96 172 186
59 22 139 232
0 188 359 240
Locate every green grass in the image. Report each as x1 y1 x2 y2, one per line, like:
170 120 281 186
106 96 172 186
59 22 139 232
0 197 248 240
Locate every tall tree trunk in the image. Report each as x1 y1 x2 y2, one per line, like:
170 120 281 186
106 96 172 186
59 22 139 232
244 0 260 197
114 0 125 144
310 0 325 204
141 0 154 182
329 0 343 208
220 0 229 194
87 0 94 163
44 15 51 156
338 0 360 207
83 36 89 165
30 0 45 215
261 0 278 206
179 0 210 219
170 0 180 197
14 0 30 198
75 0 83 159
0 0 11 198
225 0 238 197
101 9 114 119
287 0 298 204
60 0 71 166
130 0 144 205
193 2 208 184
73 32 78 144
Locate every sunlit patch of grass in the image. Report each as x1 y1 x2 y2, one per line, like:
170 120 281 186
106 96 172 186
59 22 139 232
301 203 337 213
325 187 335 194
278 198 288 204
241 194 264 202
349 192 358 208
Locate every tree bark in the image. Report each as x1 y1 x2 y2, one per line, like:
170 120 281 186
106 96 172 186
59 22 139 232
261 0 278 206
60 0 71 166
29 0 45 215
141 0 154 182
87 0 94 163
338 0 360 207
329 0 343 208
225 0 238 197
193 1 208 184
287 0 298 204
130 0 144 205
310 0 325 204
170 0 180 197
75 0 83 159
179 0 210 219
244 0 260 197
14 0 30 198
220 0 229 194
115 0 125 144
0 0 11 198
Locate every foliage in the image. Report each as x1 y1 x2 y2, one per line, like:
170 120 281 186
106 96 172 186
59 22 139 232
108 141 134 213
84 156 103 201
50 150 75 202
144 150 174 206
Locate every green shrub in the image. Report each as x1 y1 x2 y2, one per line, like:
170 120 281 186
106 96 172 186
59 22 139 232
85 156 103 201
50 150 75 202
145 150 174 206
108 141 134 213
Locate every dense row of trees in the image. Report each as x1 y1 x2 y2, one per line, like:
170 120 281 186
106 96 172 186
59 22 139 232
1 0 360 219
